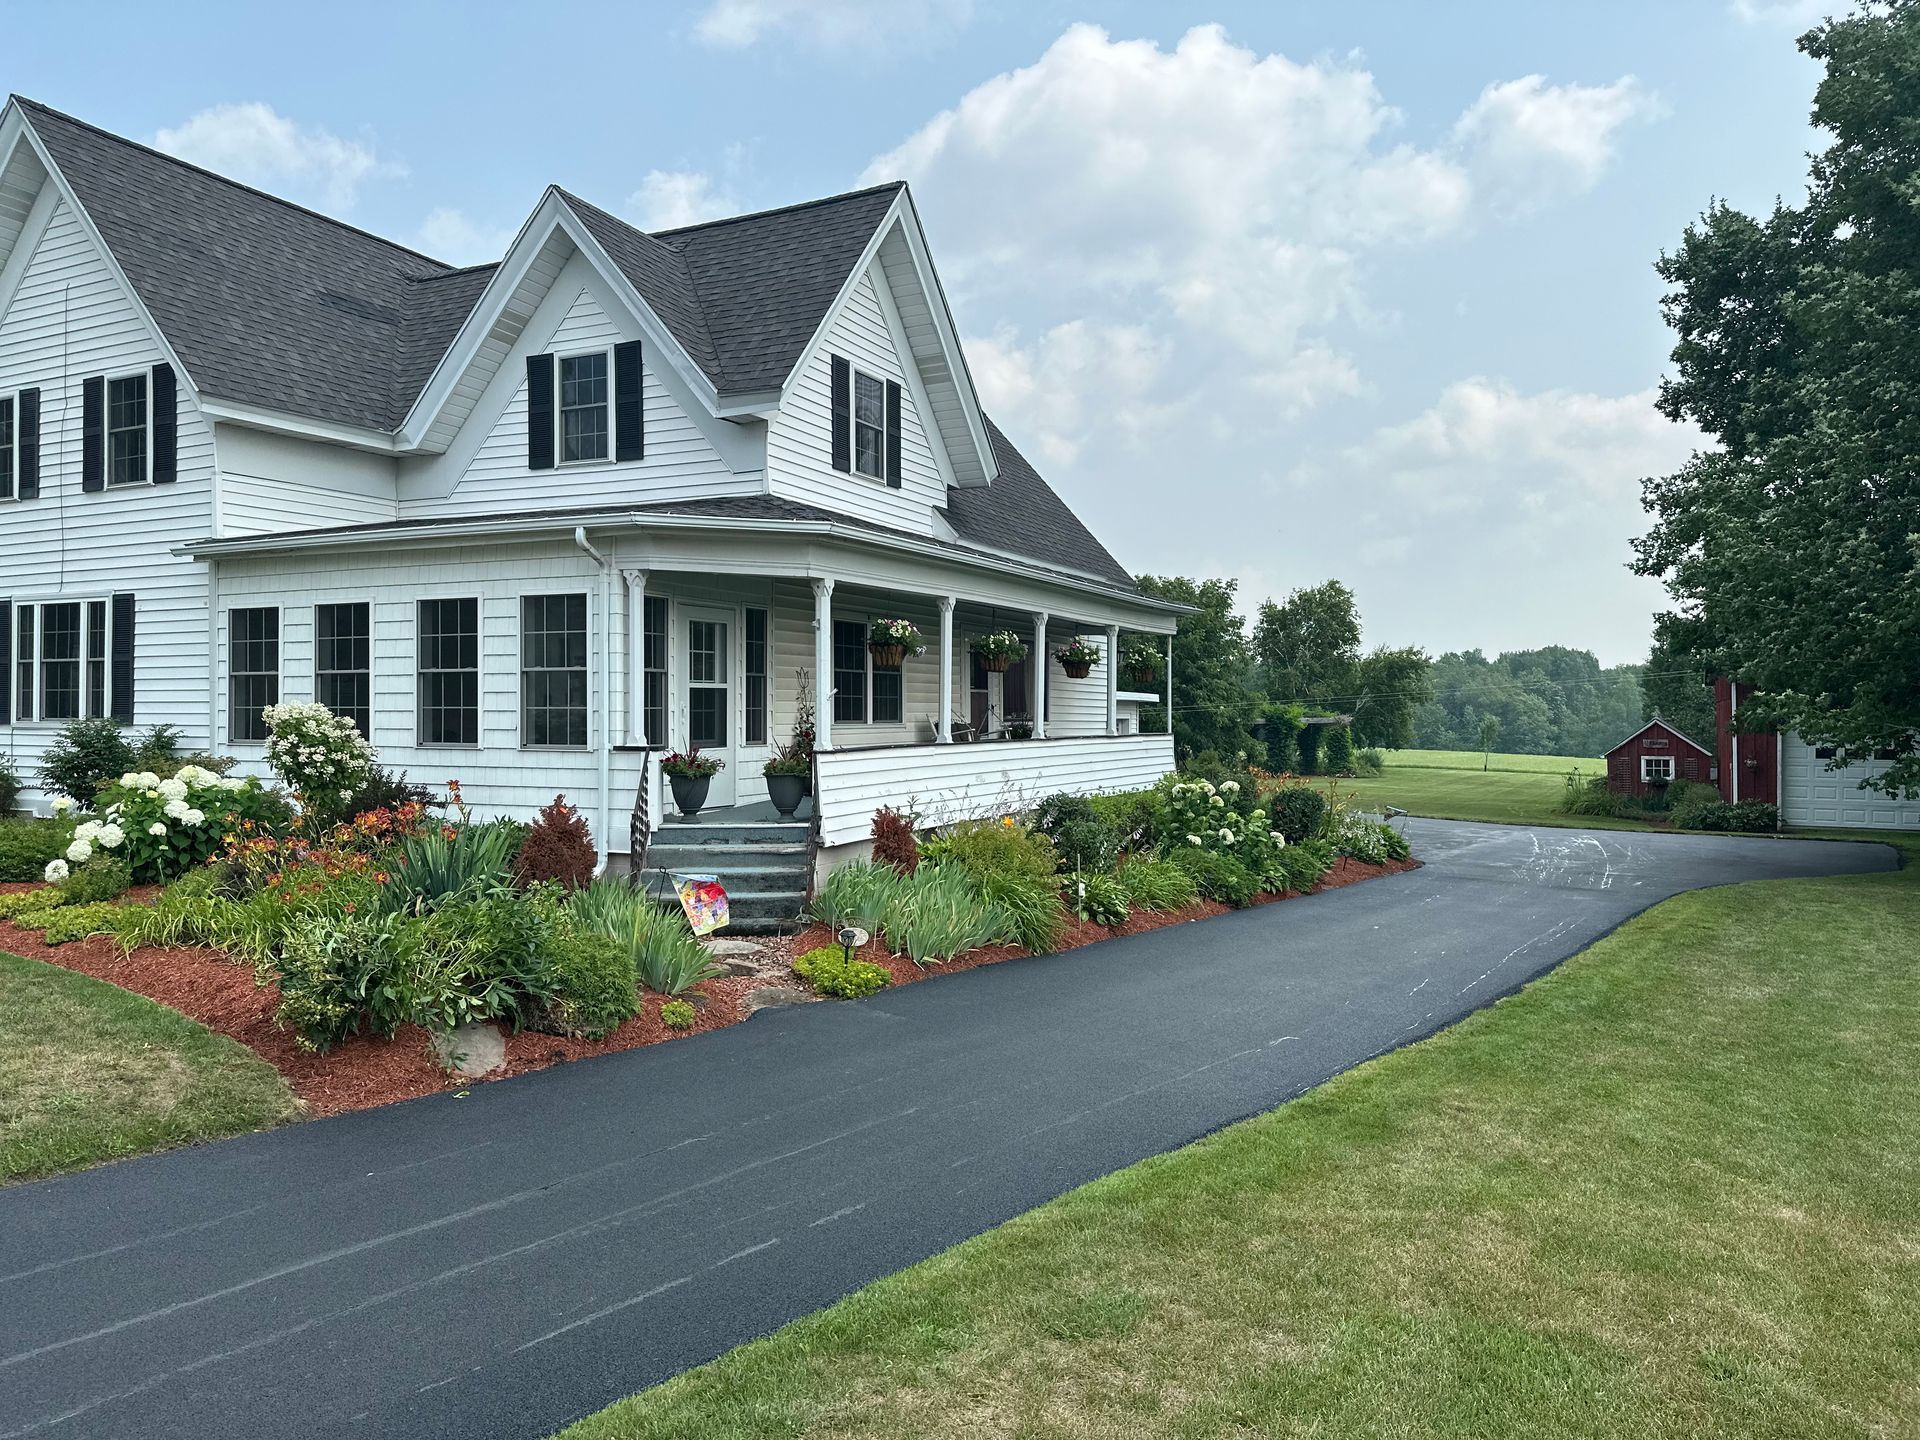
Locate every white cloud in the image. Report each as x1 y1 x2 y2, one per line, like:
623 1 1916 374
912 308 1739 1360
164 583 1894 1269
967 321 1173 466
628 170 737 231
1453 75 1661 208
1728 0 1832 25
410 207 518 266
153 103 401 211
694 0 972 50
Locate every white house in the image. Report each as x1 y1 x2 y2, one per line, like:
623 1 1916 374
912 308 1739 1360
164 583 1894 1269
0 98 1182 918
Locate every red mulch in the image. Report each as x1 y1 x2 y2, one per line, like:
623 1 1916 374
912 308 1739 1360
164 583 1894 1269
1 854 1420 1121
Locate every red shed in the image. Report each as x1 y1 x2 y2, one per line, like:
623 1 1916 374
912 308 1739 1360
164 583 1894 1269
1604 718 1715 797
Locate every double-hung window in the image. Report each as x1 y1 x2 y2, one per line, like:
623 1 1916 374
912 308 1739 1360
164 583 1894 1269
229 607 279 741
558 351 609 464
11 600 117 722
852 369 885 479
38 603 81 720
831 617 903 726
85 600 107 718
744 607 768 745
316 602 372 736
0 393 14 500
418 598 480 746
107 373 149 487
521 593 588 748
642 595 669 746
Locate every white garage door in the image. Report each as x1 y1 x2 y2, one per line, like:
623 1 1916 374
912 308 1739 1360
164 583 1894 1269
1780 736 1920 830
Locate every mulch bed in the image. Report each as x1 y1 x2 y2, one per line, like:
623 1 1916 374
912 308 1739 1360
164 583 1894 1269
0 854 1420 1120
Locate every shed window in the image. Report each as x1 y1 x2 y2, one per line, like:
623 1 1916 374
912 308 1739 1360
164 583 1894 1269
107 374 149 487
316 602 372 737
418 598 480 746
1641 754 1674 784
852 370 885 479
558 351 609 464
228 607 279 741
521 593 588 748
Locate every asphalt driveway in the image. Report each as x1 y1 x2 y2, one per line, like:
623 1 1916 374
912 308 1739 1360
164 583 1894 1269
0 820 1894 1440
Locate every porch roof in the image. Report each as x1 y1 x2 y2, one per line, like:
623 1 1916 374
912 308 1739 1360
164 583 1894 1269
175 495 1193 618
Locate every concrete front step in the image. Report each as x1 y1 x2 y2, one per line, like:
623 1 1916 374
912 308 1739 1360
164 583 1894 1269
656 821 810 847
631 868 809 934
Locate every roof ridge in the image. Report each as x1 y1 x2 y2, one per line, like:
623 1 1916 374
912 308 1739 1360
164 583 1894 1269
555 188 726 382
649 180 905 243
9 94 455 274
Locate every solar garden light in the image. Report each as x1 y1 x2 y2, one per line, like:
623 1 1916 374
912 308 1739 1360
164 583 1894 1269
838 925 864 964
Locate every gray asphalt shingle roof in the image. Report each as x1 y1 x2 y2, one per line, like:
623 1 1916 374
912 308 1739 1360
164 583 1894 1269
16 98 1133 588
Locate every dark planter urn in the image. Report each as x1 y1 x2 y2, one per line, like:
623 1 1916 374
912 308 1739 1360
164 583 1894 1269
669 773 712 816
868 642 906 669
765 771 806 820
1060 660 1093 680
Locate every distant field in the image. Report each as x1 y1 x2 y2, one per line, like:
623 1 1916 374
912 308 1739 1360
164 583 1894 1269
1325 750 1649 831
1379 748 1602 774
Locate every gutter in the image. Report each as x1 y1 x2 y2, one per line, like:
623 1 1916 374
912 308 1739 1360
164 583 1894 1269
573 527 615 877
174 511 1197 620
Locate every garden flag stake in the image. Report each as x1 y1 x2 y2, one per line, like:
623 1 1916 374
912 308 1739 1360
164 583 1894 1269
674 873 729 936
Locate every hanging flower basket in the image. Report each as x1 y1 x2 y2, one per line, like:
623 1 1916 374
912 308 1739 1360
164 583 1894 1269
869 643 906 669
868 619 925 672
1055 636 1102 680
1121 637 1161 691
970 630 1028 674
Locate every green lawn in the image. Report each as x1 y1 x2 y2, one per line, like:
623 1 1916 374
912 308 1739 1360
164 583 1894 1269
1332 761 1652 831
1380 747 1603 774
0 951 298 1184
557 838 1919 1439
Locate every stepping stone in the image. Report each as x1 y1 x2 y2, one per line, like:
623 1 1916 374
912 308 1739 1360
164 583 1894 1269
431 1022 506 1077
744 985 815 1015
705 938 773 961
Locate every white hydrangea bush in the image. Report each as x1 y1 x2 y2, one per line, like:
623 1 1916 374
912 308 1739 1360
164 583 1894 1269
86 764 275 882
263 702 376 823
1162 776 1289 889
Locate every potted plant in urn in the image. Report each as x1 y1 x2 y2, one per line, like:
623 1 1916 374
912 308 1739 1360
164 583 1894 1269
868 618 925 670
1122 636 1160 690
762 743 810 820
969 630 1028 674
1003 713 1035 741
790 671 817 796
1054 635 1102 680
661 749 724 816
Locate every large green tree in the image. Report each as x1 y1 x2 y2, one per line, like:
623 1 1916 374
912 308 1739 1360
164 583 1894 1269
1642 626 1717 749
1253 580 1362 704
1635 2 1920 797
1350 645 1433 749
1135 575 1257 761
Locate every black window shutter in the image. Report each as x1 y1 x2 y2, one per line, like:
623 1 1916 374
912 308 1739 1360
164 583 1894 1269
613 341 644 462
830 355 851 473
526 353 555 470
885 380 903 488
110 592 135 723
81 376 104 491
16 388 37 500
151 363 177 483
0 600 10 727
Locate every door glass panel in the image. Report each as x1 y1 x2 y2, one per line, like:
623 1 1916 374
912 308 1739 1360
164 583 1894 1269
690 688 727 748
687 616 729 749
689 620 725 685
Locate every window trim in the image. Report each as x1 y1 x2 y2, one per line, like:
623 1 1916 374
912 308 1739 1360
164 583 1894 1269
416 595 483 749
1641 754 1675 784
518 591 591 751
226 605 281 744
850 366 887 481
104 368 153 489
9 597 116 724
0 390 16 502
553 345 614 469
314 601 373 738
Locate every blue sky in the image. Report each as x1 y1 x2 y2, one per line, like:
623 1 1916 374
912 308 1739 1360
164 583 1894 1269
5 1 1831 664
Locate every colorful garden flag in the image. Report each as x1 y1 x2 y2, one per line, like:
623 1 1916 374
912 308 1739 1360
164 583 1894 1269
673 873 729 935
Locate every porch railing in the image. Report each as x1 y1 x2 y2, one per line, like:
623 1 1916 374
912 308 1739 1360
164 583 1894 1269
626 749 661 881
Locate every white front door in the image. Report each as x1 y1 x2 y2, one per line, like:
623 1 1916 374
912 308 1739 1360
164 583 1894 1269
682 605 736 807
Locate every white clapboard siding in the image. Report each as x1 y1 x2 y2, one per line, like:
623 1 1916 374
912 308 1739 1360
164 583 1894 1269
401 282 755 518
767 262 944 534
814 734 1176 847
0 198 216 803
218 425 398 536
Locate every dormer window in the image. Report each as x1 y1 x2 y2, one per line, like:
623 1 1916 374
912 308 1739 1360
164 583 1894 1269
853 369 885 479
558 350 609 464
107 373 149 486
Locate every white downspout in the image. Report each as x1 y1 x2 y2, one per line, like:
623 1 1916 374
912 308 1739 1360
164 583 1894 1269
574 527 614 876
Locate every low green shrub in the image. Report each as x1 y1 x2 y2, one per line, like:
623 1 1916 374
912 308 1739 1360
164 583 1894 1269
1030 793 1119 874
1381 825 1413 862
1266 785 1327 844
883 862 1014 965
659 998 697 1030
273 908 414 1051
1087 790 1158 853
1278 839 1337 892
57 856 131 905
971 867 1065 954
1353 747 1386 776
1179 754 1264 817
1327 811 1393 865
1322 725 1356 774
1113 855 1199 911
568 878 719 996
0 887 68 921
38 718 136 803
1063 871 1129 926
40 902 131 945
0 754 19 815
0 819 73 883
1559 772 1626 817
919 820 1060 888
1169 846 1259 907
809 860 906 937
792 945 892 998
535 926 637 1038
1677 798 1779 833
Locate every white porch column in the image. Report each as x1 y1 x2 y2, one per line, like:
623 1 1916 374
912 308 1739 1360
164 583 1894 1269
1106 624 1120 737
937 595 956 743
1164 633 1175 735
1031 612 1048 739
622 568 649 746
812 577 835 752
